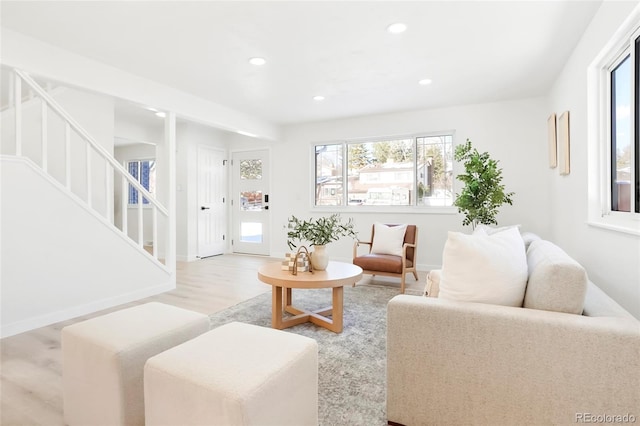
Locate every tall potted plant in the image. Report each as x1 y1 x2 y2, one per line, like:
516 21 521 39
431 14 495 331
453 139 514 230
287 214 357 270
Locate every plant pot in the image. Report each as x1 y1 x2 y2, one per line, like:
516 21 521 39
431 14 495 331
311 245 329 271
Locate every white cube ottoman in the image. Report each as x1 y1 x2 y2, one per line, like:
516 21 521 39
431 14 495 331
62 302 210 426
144 321 319 426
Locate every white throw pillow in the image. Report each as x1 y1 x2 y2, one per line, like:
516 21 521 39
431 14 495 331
474 224 521 235
370 223 407 257
439 227 528 307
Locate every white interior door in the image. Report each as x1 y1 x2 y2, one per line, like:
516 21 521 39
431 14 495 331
197 146 226 258
232 149 270 255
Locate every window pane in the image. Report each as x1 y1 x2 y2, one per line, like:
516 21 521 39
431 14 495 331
240 222 263 242
239 190 263 211
145 160 156 196
347 139 414 206
240 159 262 180
128 161 139 204
416 136 454 206
315 144 343 206
611 55 631 212
127 160 156 205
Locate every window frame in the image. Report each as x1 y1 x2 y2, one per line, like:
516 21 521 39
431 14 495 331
609 51 633 215
310 131 458 214
588 14 640 236
126 158 156 207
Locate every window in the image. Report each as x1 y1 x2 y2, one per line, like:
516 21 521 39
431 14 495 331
127 159 156 205
314 134 453 207
610 54 636 213
588 11 640 234
608 32 639 215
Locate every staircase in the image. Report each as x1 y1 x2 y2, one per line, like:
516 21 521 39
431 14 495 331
1 68 176 338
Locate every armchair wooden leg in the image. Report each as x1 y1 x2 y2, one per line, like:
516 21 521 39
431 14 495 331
400 274 406 294
412 270 418 280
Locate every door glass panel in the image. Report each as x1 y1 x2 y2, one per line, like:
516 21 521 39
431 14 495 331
240 159 262 180
239 191 263 211
240 222 263 243
233 149 269 256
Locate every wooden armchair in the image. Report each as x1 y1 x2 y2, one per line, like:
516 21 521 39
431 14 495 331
352 224 418 293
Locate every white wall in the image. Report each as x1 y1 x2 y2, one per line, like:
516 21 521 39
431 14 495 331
0 157 172 337
547 1 640 318
1 87 114 218
270 97 550 269
113 112 230 261
1 28 280 142
176 122 229 261
115 116 163 145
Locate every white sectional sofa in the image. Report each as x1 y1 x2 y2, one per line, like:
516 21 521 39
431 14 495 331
386 237 640 426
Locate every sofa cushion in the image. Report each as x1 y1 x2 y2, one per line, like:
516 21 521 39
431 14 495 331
583 281 636 319
425 269 441 297
439 227 528 307
524 240 588 315
371 223 407 257
520 232 542 251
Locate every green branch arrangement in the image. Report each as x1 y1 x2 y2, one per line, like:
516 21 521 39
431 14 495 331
287 214 358 250
453 139 514 229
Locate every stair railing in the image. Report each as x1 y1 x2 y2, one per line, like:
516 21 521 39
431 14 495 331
11 68 169 265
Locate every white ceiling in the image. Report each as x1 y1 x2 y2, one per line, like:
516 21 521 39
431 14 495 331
1 1 602 126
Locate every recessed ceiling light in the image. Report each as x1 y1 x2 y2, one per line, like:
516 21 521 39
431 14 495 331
249 57 266 66
387 23 407 34
313 95 325 101
418 79 433 86
155 111 166 118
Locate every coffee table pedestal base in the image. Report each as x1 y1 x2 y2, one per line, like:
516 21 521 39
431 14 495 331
272 286 344 333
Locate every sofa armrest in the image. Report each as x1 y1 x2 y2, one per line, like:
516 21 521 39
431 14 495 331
387 295 640 426
425 269 441 297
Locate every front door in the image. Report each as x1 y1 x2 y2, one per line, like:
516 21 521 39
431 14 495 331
197 146 226 258
232 149 270 255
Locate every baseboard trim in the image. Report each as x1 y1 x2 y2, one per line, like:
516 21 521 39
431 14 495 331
1 280 175 338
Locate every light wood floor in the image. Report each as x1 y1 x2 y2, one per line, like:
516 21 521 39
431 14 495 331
0 254 426 426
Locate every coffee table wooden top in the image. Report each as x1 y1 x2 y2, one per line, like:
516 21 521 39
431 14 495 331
258 261 363 289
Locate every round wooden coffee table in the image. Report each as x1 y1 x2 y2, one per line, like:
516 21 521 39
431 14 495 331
258 261 363 333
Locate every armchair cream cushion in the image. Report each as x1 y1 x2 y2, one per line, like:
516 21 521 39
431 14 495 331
370 223 407 256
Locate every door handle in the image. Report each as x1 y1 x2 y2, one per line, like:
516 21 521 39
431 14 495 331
201 206 210 210
264 206 269 210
